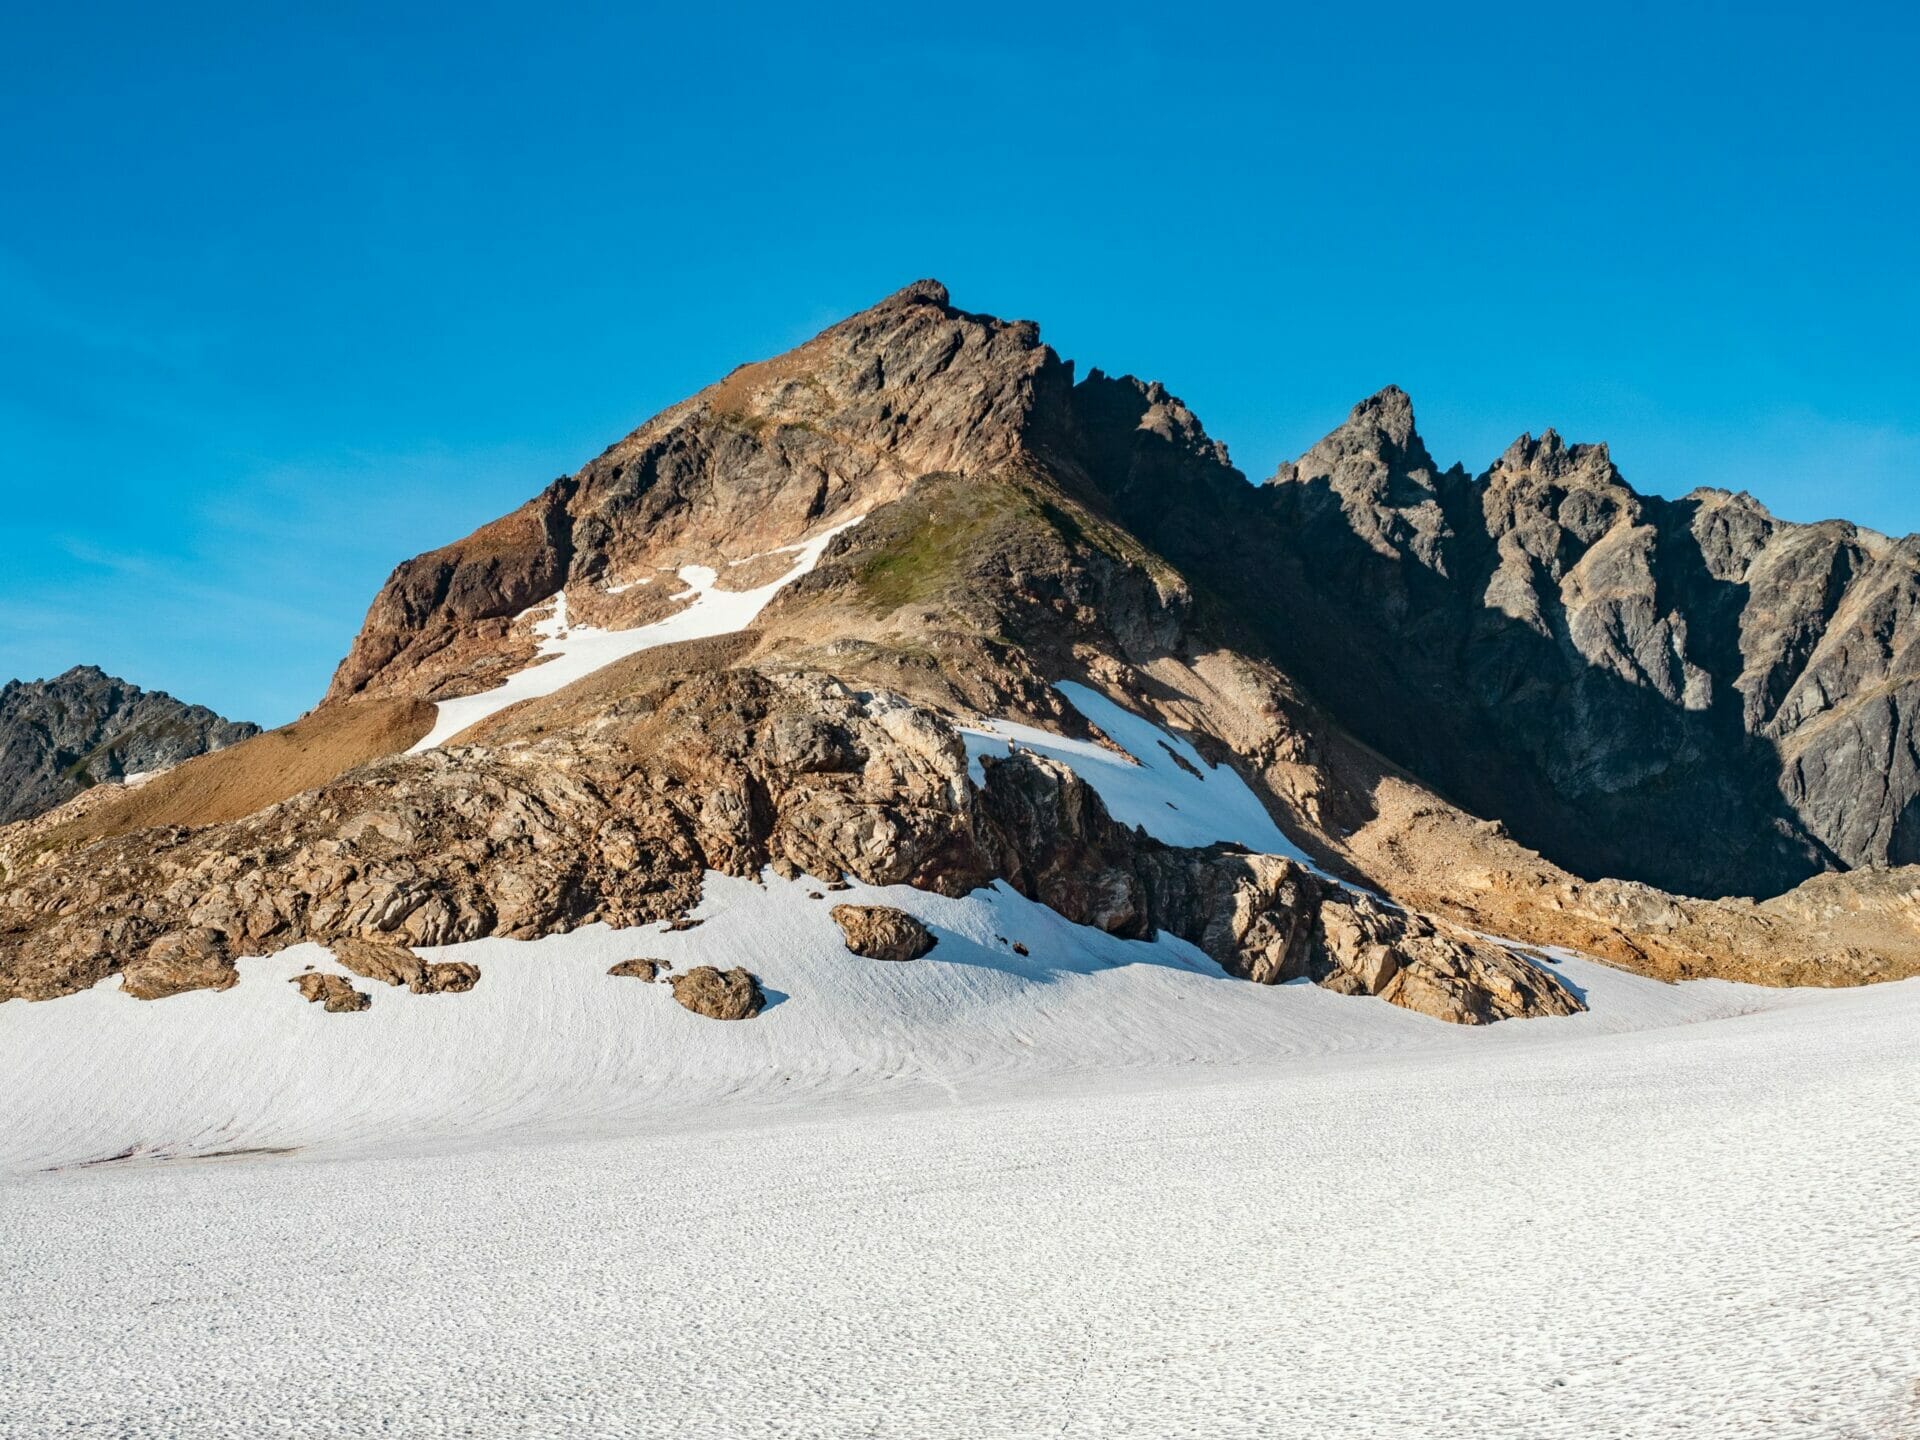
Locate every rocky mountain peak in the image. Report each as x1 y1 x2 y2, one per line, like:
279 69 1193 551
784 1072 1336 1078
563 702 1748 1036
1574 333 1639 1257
0 667 258 825
875 276 951 309
1480 429 1638 548
317 275 1920 903
4 664 107 699
8 284 1920 1027
1267 385 1442 497
1070 369 1235 473
1262 386 1455 574
328 280 1081 704
1491 428 1617 483
1347 383 1417 441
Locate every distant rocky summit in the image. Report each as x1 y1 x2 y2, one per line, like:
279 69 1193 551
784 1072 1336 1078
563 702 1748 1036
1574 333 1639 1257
5 281 1919 1019
0 666 256 825
1258 389 1920 899
1070 380 1920 900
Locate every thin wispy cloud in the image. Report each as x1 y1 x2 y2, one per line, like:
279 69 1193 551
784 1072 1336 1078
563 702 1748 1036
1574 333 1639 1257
54 538 340 635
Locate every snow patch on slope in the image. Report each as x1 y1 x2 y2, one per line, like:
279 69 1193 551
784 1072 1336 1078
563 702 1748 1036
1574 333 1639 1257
0 870 1815 1176
961 679 1318 866
410 513 865 751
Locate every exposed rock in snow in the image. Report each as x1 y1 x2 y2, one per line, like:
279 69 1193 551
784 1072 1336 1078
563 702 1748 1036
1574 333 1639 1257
832 903 937 961
290 972 369 1013
607 958 663 982
0 662 1577 1025
0 868 1817 1174
964 681 1317 868
331 938 480 995
120 928 237 1001
4 856 1915 1432
669 964 764 1020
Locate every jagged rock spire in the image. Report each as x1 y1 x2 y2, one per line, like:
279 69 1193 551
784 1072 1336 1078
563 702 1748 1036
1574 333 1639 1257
1268 385 1440 493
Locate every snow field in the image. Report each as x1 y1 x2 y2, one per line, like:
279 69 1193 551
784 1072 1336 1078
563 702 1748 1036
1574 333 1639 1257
6 668 1917 1435
0 869 1790 1176
1 919 1914 1437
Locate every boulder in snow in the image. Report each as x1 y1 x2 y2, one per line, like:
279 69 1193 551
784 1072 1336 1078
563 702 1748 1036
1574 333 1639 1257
831 905 935 962
333 938 479 994
120 928 238 1001
670 966 763 1020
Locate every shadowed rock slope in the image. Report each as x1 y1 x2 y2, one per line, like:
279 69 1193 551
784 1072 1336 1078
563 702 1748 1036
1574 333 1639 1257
1255 388 1920 899
5 283 1918 1019
1053 373 1920 901
0 666 257 825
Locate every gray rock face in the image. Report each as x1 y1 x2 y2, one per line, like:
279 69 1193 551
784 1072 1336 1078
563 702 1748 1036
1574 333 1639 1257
0 666 258 825
1064 373 1920 899
1248 391 1920 898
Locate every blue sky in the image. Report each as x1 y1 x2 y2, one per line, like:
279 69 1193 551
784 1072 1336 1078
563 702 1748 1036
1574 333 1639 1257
3 1 1915 725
